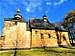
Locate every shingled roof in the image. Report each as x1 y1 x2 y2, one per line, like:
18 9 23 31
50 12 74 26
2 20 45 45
55 23 68 31
29 16 68 31
4 18 13 21
29 18 55 30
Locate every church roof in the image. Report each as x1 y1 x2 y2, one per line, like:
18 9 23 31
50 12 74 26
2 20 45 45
29 18 55 30
4 18 13 21
29 17 68 32
55 23 68 31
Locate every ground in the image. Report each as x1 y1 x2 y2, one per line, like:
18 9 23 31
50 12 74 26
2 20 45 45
0 47 75 56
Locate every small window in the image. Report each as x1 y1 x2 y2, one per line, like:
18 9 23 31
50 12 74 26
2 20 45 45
48 34 51 38
63 35 66 40
41 34 43 39
35 31 38 34
15 22 17 25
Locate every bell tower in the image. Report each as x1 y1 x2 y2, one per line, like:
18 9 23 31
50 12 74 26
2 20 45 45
13 9 23 22
43 15 48 22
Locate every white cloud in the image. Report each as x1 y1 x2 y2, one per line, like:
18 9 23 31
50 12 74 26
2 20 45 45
53 0 67 6
25 0 42 12
46 0 68 6
1 0 43 13
46 2 52 5
26 8 30 12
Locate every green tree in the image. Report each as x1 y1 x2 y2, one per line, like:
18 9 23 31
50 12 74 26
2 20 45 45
63 10 75 45
64 10 75 28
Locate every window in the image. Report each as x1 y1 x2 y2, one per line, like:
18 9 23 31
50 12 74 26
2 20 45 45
41 34 43 39
63 35 66 40
48 34 51 38
35 31 38 34
15 21 17 25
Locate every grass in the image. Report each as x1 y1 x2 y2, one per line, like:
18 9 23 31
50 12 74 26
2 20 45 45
0 51 14 56
0 47 75 56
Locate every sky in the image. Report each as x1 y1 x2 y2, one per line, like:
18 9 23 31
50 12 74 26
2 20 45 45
0 0 75 35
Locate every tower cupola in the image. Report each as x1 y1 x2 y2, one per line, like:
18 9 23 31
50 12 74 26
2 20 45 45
43 15 48 22
14 9 22 18
13 9 23 22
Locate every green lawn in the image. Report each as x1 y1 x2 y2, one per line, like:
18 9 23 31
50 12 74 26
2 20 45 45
0 47 75 56
0 51 14 56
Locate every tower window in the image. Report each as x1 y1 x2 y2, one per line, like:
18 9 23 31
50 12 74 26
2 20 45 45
15 21 17 25
41 34 43 39
63 35 66 40
48 34 51 38
35 31 38 34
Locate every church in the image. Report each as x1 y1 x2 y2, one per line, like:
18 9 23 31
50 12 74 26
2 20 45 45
0 9 70 49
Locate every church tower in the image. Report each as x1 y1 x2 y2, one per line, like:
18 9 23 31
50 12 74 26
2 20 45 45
13 9 23 22
43 15 48 22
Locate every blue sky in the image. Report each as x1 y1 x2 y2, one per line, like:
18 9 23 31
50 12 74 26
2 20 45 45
0 0 75 34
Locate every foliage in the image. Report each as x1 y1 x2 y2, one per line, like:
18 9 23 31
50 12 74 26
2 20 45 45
64 10 75 28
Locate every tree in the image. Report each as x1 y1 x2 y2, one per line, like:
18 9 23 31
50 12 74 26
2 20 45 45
64 10 75 26
63 10 75 45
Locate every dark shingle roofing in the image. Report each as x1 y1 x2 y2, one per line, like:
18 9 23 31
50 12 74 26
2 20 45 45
29 18 68 32
29 18 55 30
4 18 13 21
55 23 68 31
